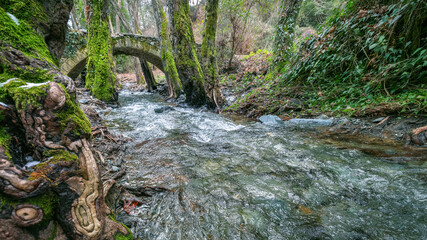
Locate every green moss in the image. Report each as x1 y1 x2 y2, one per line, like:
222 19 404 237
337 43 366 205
160 9 182 95
85 1 117 102
48 221 58 240
170 0 207 105
0 127 12 160
0 78 48 110
56 84 92 138
109 215 133 240
0 7 54 64
0 0 47 27
0 63 54 84
29 149 79 180
0 191 58 227
42 149 78 163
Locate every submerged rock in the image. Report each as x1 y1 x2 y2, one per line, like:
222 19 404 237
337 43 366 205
285 118 335 127
259 115 284 126
154 106 174 113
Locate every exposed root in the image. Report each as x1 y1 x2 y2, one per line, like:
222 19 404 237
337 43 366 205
71 139 102 237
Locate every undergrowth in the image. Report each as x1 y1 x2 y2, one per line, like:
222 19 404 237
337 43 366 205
224 0 426 118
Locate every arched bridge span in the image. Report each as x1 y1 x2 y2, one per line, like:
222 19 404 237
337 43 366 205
60 34 162 80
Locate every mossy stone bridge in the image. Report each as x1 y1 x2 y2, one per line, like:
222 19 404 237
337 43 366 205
60 34 163 79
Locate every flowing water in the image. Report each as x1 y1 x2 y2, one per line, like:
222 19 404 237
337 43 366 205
102 91 427 240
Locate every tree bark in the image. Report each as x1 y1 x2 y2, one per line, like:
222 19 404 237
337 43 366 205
201 0 224 110
167 0 207 105
140 58 157 91
152 0 182 98
132 0 145 85
116 0 121 34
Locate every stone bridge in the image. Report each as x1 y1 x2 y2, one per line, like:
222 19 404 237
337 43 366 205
60 34 163 79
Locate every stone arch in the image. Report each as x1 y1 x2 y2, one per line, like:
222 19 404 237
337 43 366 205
60 34 163 80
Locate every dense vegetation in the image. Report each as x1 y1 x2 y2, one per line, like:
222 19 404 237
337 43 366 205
224 0 426 117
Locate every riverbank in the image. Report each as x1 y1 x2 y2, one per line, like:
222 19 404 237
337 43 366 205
219 53 427 150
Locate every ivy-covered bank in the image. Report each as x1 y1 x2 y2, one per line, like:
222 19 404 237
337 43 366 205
0 2 132 239
85 0 118 102
225 0 426 118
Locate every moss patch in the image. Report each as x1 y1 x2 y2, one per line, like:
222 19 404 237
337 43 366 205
0 191 58 227
85 1 117 102
0 7 54 64
56 84 92 138
109 215 133 240
29 149 79 181
0 126 12 159
160 9 182 95
0 78 48 110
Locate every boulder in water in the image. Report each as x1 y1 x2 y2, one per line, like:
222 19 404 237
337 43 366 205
259 115 284 126
285 118 334 127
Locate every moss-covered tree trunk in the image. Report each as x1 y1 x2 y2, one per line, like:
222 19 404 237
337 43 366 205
201 0 224 109
0 1 131 239
273 0 303 68
167 0 207 105
152 0 182 98
85 0 118 102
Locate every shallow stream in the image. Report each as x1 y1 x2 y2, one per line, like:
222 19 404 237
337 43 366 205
102 91 427 240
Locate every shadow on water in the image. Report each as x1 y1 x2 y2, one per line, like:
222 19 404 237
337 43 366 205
102 91 427 240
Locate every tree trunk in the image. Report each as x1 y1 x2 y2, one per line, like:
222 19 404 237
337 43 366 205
132 0 145 85
0 2 131 239
167 0 207 106
85 0 118 102
152 0 182 98
140 58 157 91
201 0 224 110
116 0 121 34
71 7 79 30
273 0 303 67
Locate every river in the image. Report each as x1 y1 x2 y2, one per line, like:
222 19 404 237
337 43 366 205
101 90 427 240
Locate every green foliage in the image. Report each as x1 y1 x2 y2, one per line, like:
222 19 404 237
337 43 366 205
0 7 54 64
273 0 304 67
279 0 427 115
63 31 87 59
297 0 341 29
225 0 426 117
